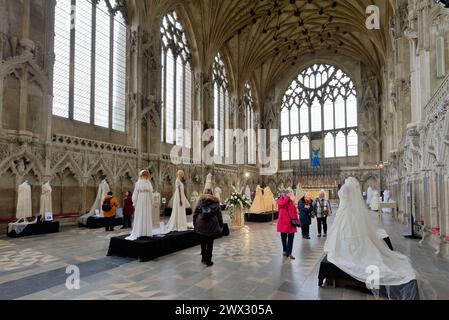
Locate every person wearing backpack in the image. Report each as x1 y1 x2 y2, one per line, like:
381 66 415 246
193 189 223 267
102 191 118 231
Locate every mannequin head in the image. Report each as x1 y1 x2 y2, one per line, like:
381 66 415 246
177 170 185 180
139 170 151 179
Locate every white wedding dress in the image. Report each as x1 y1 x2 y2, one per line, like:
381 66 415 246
79 179 110 225
39 182 52 216
324 178 418 299
16 181 32 220
126 178 154 240
167 178 190 232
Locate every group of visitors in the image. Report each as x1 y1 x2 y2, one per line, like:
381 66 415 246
100 190 135 232
277 190 332 259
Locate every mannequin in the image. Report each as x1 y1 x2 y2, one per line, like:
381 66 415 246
167 170 190 232
263 186 277 212
382 189 392 213
16 180 32 221
191 191 200 212
214 186 222 203
79 179 110 225
204 173 213 193
39 181 52 216
126 170 154 240
366 186 373 205
244 185 252 204
370 190 381 211
249 185 265 213
152 191 161 226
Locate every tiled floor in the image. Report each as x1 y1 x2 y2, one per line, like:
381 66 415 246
0 208 448 300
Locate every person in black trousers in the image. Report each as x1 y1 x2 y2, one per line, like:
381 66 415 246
314 190 332 237
298 193 314 239
193 189 224 267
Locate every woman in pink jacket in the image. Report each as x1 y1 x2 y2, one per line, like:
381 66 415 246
277 190 300 260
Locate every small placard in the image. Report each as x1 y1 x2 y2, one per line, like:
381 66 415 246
94 209 100 217
162 198 166 204
44 212 53 222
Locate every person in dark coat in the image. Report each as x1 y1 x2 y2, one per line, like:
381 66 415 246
121 191 134 229
193 189 224 267
298 193 314 239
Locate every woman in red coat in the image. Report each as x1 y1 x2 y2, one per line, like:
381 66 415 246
277 191 300 260
122 191 135 229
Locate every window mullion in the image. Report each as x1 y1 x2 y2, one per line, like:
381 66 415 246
109 13 114 129
89 1 96 125
68 0 76 119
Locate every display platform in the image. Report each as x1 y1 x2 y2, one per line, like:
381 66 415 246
7 221 60 238
107 223 230 262
318 255 419 299
245 211 278 222
78 216 123 229
163 207 193 217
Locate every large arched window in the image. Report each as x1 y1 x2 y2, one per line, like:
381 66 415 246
161 11 193 148
213 53 230 157
280 64 358 161
244 82 256 164
52 0 127 132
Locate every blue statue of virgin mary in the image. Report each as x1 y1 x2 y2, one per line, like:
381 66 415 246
312 147 321 168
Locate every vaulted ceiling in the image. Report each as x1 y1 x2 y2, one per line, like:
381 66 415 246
129 0 395 98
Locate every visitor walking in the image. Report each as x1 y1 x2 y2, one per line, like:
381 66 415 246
277 190 300 260
193 189 224 267
122 191 134 229
103 191 118 232
298 193 314 239
315 190 332 237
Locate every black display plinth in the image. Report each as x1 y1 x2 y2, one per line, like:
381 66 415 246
107 223 229 262
163 208 193 217
79 216 123 229
245 211 278 222
7 221 60 238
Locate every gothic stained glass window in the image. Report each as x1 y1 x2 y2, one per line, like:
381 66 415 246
213 52 230 157
280 64 358 161
161 10 193 148
53 0 127 132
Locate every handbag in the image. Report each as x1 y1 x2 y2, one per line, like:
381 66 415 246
287 199 300 227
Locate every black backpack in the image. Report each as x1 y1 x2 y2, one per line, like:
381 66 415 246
102 198 112 211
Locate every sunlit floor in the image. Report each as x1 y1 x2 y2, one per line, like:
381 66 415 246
0 208 448 300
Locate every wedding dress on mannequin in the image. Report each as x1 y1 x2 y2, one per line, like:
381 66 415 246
16 181 32 220
39 182 52 216
79 179 110 225
370 190 380 211
244 185 252 204
167 171 190 232
366 186 373 205
324 177 419 300
249 185 265 213
262 186 276 212
126 170 154 240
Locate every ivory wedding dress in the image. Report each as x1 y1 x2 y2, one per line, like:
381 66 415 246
249 185 265 213
39 182 52 216
16 181 32 220
126 178 154 240
79 179 110 225
324 177 418 299
167 178 190 232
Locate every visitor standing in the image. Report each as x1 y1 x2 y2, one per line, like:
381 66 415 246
315 190 332 237
193 189 224 267
277 190 300 260
122 191 134 229
298 192 314 239
103 191 118 232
